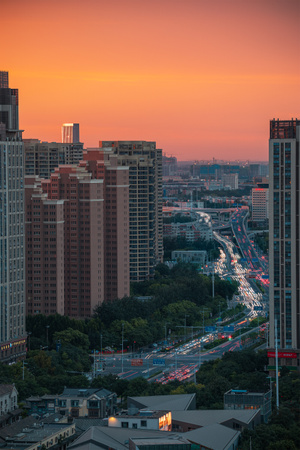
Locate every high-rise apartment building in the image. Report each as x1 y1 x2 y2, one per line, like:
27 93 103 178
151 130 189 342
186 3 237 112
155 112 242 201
252 186 269 222
99 141 163 281
25 149 129 317
24 139 83 179
62 123 80 144
0 71 26 363
162 155 177 176
222 173 239 190
269 119 300 373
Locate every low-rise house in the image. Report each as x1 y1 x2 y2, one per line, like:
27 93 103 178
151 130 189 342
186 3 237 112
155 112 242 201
0 414 76 450
171 250 207 267
57 388 116 418
108 410 172 431
0 384 22 428
25 394 57 417
224 389 272 423
129 436 190 450
68 427 189 450
25 388 116 419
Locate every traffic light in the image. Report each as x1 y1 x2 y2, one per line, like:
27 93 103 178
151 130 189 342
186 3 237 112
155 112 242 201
228 335 232 341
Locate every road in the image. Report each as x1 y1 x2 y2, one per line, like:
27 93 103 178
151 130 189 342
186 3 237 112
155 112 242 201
93 207 269 383
96 324 261 381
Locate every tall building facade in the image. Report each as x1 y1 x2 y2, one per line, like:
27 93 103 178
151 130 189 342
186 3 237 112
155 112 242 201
24 139 83 179
222 173 238 190
269 119 300 373
99 141 163 281
0 72 26 363
25 149 129 317
62 123 80 144
252 186 269 222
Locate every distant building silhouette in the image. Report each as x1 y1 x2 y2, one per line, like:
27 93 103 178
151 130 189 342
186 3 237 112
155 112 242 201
62 123 80 143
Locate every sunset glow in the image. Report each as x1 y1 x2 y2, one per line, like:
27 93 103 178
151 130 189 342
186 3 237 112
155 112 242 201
2 0 300 160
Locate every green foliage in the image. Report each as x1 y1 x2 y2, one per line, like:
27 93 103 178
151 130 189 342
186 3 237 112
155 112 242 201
254 232 269 253
163 214 193 224
163 237 220 260
239 404 300 449
53 328 90 352
26 261 238 352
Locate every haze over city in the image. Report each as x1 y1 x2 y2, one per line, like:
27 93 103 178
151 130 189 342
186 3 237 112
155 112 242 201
2 0 299 161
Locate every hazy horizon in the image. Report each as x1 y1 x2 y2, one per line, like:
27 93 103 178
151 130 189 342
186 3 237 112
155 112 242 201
3 0 299 161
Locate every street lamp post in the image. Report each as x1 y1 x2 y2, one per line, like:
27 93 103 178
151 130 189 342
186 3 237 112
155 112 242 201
212 260 215 298
164 323 170 346
121 323 124 374
46 325 50 347
202 308 210 336
184 315 189 343
100 333 103 371
22 360 28 381
27 332 32 352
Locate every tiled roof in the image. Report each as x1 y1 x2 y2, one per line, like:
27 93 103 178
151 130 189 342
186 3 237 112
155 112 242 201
0 385 16 396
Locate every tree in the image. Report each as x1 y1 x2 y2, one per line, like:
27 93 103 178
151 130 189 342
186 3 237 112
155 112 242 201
53 328 90 351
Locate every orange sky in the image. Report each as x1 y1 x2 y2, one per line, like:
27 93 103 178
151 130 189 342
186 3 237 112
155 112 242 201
2 0 300 161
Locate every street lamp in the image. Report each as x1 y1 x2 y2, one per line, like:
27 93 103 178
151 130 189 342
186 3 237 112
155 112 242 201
164 323 170 346
184 315 190 343
22 361 28 381
46 325 50 347
27 332 32 352
121 323 124 374
100 333 104 371
201 308 210 336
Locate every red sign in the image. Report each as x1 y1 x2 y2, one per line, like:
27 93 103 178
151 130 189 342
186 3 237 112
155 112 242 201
131 359 143 366
268 351 297 359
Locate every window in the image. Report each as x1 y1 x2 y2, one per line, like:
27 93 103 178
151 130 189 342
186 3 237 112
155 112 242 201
121 422 128 428
141 420 147 427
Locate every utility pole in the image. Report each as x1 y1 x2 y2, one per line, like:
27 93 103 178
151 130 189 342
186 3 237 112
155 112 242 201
46 325 49 347
184 315 189 343
164 323 169 346
22 360 27 381
198 341 202 382
100 333 103 371
275 319 279 410
93 349 96 378
121 323 124 374
212 259 215 298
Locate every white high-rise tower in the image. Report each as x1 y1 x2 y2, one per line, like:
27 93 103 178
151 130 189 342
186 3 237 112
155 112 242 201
0 71 26 362
269 119 300 375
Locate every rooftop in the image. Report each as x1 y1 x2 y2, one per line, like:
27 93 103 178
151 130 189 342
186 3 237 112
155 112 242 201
172 409 260 427
128 394 196 412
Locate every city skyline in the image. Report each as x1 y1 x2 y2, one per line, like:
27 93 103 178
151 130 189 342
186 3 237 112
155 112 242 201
2 0 299 161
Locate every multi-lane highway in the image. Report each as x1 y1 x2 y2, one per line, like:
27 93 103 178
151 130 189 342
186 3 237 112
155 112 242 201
93 207 268 383
96 322 260 382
